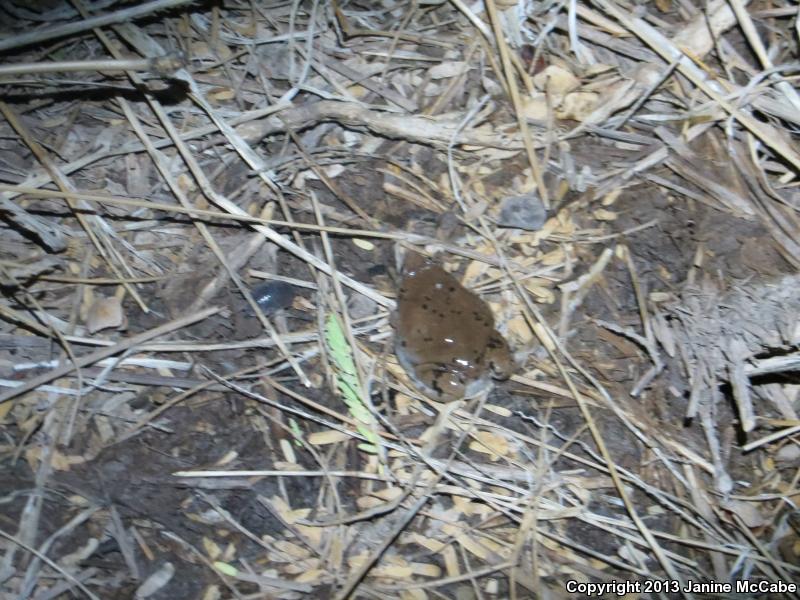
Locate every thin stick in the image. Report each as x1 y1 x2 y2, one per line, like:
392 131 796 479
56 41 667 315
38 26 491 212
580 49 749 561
484 0 549 207
592 0 800 171
0 527 101 600
0 0 197 53
0 306 220 405
2 184 396 307
0 55 181 77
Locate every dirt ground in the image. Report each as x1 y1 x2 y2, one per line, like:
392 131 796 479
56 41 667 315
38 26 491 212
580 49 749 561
1 1 799 599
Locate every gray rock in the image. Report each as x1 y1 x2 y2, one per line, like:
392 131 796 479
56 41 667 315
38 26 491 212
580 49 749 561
497 193 547 231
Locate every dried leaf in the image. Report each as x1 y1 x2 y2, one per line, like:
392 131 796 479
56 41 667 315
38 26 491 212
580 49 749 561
428 61 469 79
295 569 324 583
723 500 767 528
522 94 549 121
86 295 124 334
275 540 310 559
202 537 222 560
309 430 351 445
353 238 375 251
135 562 174 598
533 65 580 97
593 208 618 221
556 92 600 121
469 431 510 461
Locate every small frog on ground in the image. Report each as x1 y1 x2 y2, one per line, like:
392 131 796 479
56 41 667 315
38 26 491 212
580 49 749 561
394 250 514 402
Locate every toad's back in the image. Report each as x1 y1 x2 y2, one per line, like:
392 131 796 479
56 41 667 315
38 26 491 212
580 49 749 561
396 262 495 372
394 251 513 402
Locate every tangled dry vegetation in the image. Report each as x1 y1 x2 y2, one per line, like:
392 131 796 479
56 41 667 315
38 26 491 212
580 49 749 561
1 0 799 598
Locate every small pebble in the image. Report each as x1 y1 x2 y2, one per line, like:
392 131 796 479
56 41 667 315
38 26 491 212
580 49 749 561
436 210 464 242
497 193 547 231
250 280 295 315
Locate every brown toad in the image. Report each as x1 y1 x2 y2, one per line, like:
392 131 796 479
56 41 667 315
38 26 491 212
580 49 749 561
394 251 514 402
